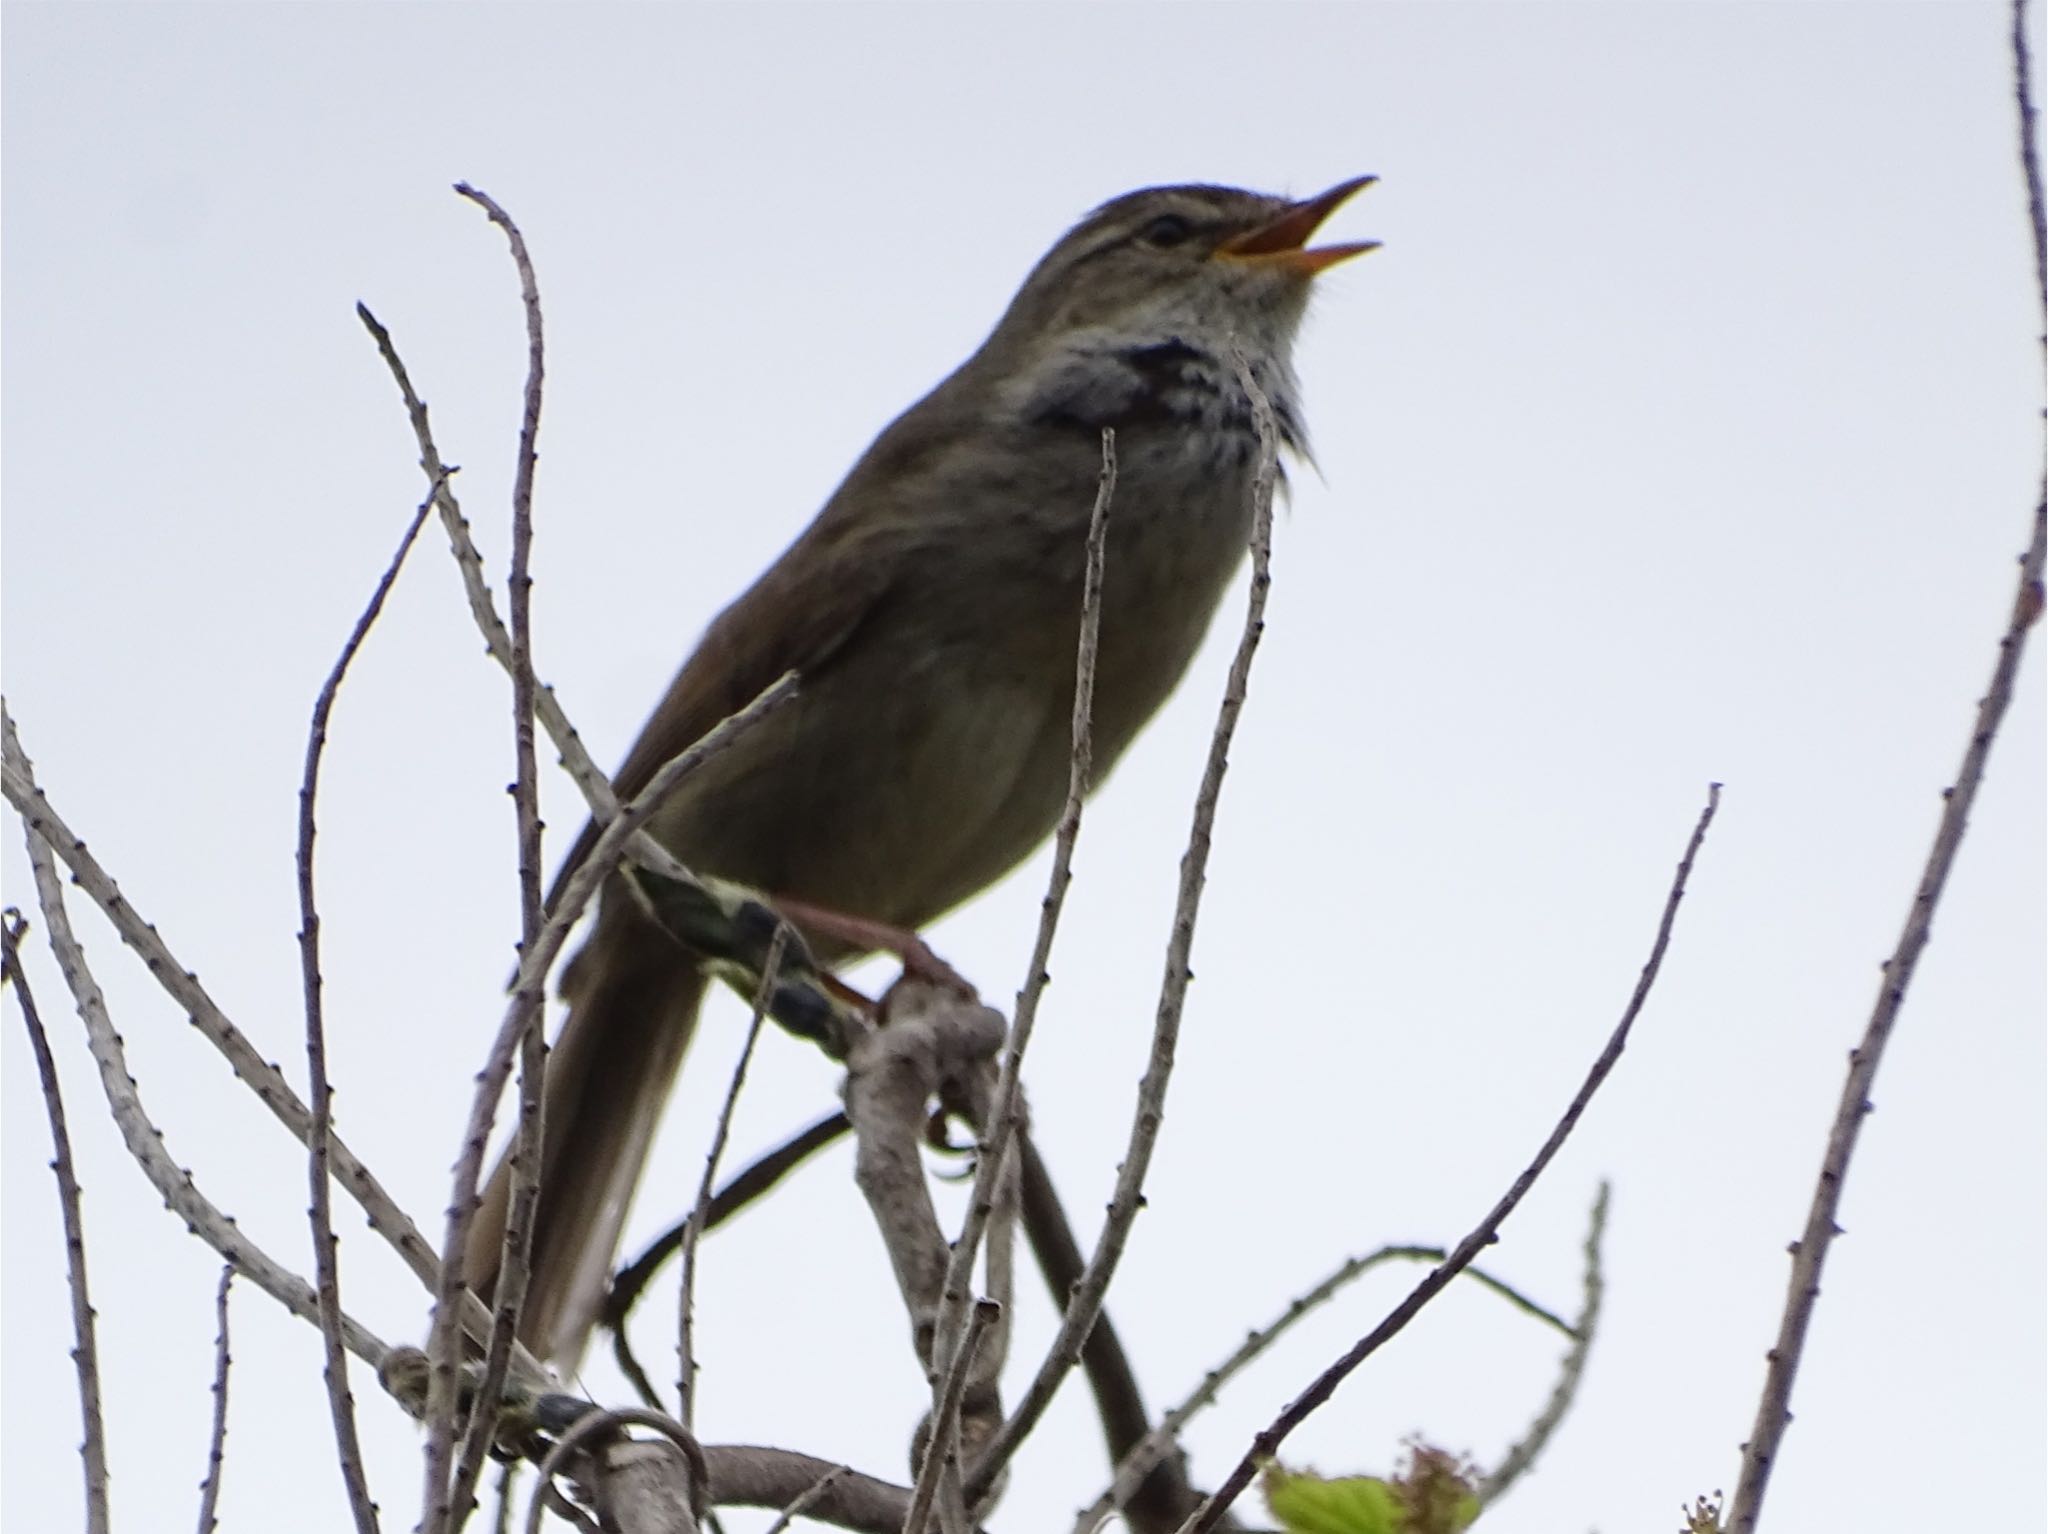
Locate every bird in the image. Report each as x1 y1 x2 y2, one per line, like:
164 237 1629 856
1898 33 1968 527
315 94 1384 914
466 176 1378 1368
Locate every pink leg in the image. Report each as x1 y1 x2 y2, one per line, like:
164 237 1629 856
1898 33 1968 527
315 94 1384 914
771 895 978 998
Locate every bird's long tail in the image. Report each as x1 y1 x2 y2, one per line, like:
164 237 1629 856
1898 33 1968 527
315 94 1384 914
467 926 707 1371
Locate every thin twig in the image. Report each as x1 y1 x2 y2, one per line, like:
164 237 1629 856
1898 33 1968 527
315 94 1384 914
927 428 1115 1430
451 179 548 954
444 180 556 1534
903 1300 1001 1534
607 1110 851 1352
970 358 1278 1501
759 1464 851 1534
1728 561 2048 1529
1478 1180 1609 1506
0 709 502 1346
355 301 620 827
1176 783 1723 1534
5 710 393 1365
195 1265 235 1534
300 490 433 1534
679 926 790 1429
491 1459 517 1534
3 907 110 1534
1726 359 2048 1534
358 295 811 1010
1729 35 2046 1521
613 1324 665 1416
1077 1233 1580 1532
1016 1132 1201 1530
974 1137 1018 1443
2015 0 2046 317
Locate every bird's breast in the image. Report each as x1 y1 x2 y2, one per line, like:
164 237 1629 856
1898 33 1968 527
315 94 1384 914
649 336 1289 930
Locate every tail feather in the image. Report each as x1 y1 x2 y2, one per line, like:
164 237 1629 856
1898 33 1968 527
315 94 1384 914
468 922 707 1371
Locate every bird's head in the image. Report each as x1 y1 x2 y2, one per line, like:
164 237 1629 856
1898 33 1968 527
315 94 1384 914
990 177 1379 361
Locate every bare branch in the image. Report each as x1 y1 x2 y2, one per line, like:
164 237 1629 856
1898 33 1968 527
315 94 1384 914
358 327 843 1081
928 430 1115 1438
6 707 393 1365
1478 1180 1610 1506
679 926 790 1429
903 1300 1000 1534
1016 1132 1202 1531
491 1460 518 1534
847 986 1005 1356
1730 43 2044 1518
972 1134 1018 1450
2014 0 2046 316
3 907 110 1534
970 352 1280 1501
1726 484 2047 1522
356 296 748 959
451 178 549 960
0 705 496 1342
443 180 556 1534
353 301 617 828
356 301 630 836
195 1265 235 1534
844 982 1008 1532
299 489 434 1534
1176 783 1723 1534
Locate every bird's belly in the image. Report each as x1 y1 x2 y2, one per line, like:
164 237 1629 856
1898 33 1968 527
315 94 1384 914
648 630 1065 930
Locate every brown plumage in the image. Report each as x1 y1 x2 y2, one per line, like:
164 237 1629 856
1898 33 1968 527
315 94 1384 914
467 178 1376 1367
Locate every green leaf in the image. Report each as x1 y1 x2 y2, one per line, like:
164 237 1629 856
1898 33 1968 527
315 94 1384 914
1263 1465 1404 1534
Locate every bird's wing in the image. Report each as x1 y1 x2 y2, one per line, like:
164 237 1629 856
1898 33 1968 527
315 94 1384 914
540 511 897 918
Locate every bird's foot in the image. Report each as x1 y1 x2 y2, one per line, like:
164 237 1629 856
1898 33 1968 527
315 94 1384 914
770 895 979 999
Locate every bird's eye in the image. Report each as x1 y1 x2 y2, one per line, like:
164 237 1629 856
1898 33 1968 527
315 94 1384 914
1138 214 1196 248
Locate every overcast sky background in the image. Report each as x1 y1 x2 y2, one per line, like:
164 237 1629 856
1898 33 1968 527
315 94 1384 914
4 5 2042 1532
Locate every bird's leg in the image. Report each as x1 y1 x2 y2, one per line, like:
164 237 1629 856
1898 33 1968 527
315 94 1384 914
771 894 978 998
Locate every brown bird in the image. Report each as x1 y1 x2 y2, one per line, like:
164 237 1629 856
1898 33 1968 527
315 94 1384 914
467 177 1377 1367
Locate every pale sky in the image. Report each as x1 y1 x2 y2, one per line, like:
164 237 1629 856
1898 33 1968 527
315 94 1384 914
4 5 2042 1532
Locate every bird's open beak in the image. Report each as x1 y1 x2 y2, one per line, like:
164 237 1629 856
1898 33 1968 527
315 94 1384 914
1214 174 1380 275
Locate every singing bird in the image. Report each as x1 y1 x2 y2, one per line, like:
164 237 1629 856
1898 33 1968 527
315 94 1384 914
467 177 1377 1366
